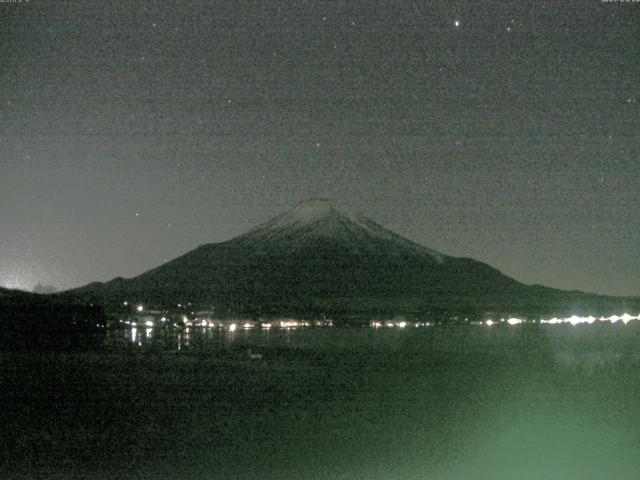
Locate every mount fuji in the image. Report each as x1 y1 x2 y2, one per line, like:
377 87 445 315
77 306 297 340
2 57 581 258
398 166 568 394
60 199 638 321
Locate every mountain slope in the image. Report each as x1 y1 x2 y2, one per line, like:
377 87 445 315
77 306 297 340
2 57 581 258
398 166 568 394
60 199 639 319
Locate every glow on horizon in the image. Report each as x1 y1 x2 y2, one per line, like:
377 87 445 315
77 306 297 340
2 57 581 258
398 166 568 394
0 280 30 291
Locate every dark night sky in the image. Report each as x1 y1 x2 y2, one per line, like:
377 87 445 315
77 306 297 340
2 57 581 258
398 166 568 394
1 1 638 296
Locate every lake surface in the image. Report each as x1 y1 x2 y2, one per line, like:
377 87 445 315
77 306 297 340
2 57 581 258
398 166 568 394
2 323 640 479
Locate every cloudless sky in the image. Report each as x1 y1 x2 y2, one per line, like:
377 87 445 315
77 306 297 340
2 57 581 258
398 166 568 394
1 0 638 296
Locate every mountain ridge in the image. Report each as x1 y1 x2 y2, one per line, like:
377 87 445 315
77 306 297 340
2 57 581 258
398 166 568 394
58 199 639 320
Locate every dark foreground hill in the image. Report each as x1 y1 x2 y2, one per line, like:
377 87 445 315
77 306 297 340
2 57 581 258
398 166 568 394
59 199 639 320
0 287 105 350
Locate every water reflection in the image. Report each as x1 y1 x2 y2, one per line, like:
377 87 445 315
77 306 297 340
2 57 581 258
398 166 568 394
108 311 640 354
14 315 640 479
110 321 340 352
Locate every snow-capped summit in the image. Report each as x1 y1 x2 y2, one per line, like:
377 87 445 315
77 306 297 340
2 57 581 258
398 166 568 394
258 198 353 228
244 198 367 236
238 198 445 262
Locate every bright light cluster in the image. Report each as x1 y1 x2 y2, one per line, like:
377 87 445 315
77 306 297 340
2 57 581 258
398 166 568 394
139 318 332 330
480 313 639 327
127 312 640 337
370 321 431 328
280 320 299 328
539 313 639 326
